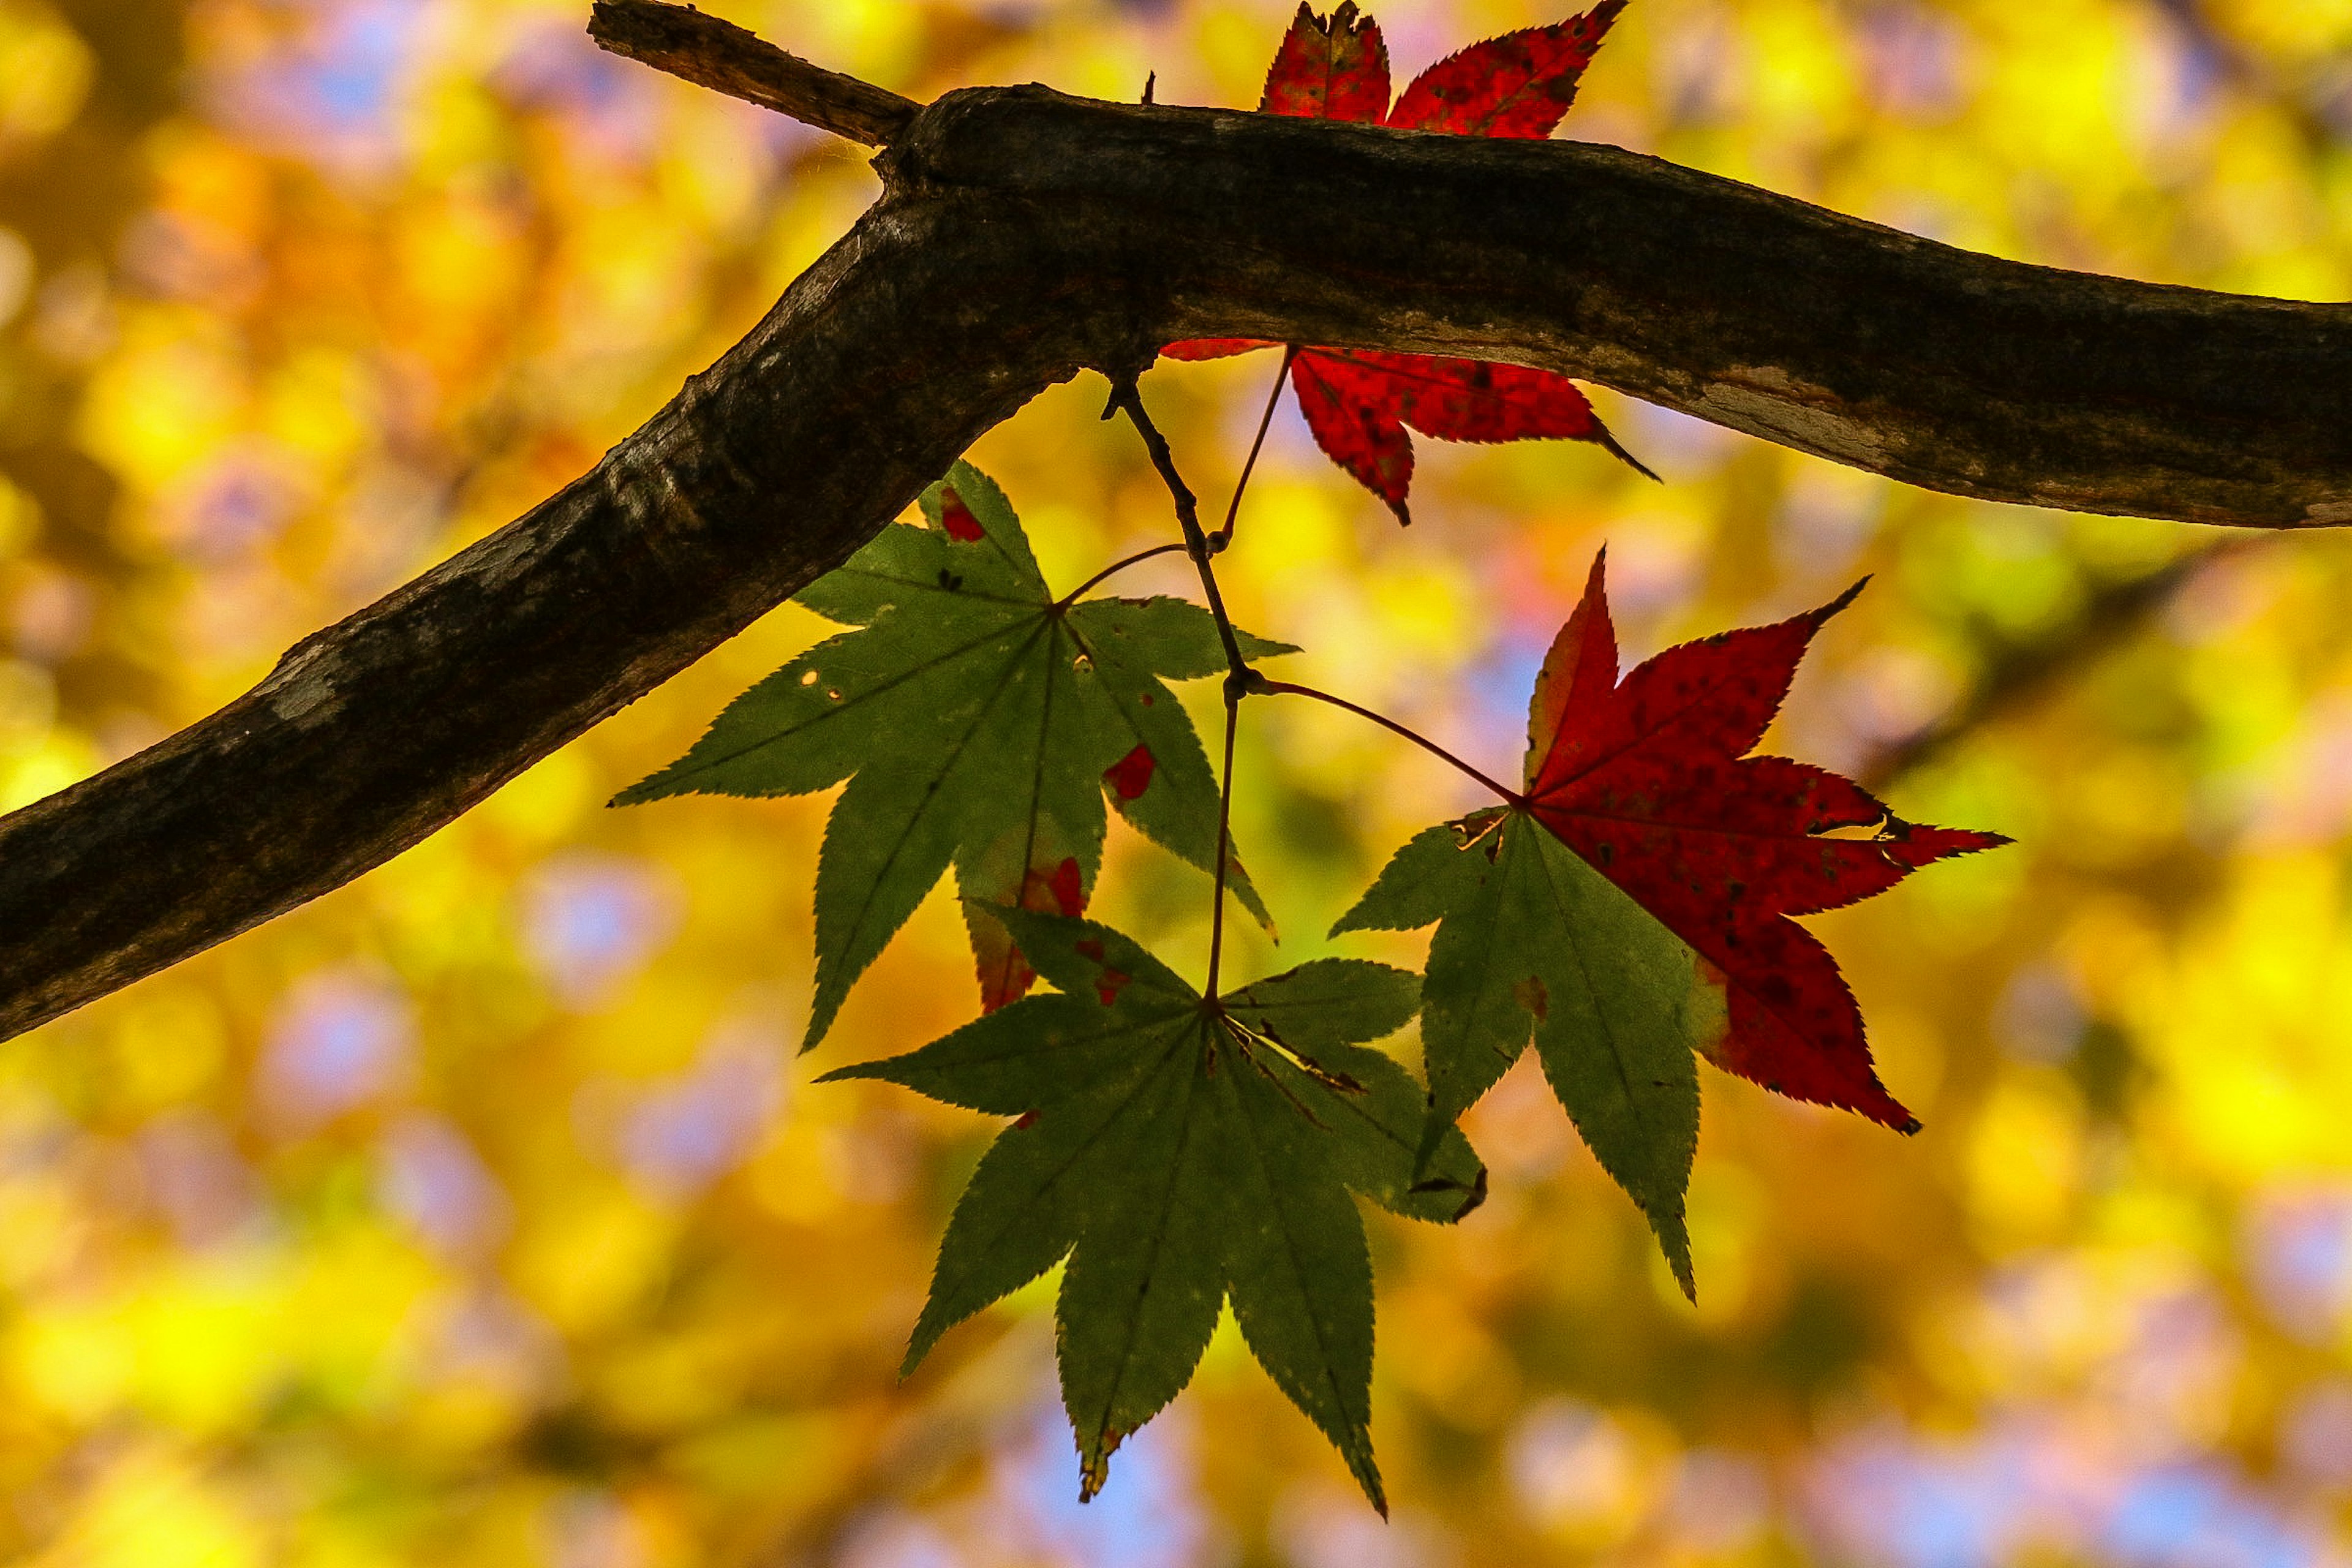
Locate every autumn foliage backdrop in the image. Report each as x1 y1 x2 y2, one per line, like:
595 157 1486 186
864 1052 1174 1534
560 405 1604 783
2 0 2352 1564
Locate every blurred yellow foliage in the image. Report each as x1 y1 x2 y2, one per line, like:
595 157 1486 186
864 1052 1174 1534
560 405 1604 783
5 0 2352 1564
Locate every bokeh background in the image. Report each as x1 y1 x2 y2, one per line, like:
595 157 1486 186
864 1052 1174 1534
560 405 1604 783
4 0 2352 1562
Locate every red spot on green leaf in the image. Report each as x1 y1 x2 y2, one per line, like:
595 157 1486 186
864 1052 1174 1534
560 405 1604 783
1104 742 1156 801
939 485 986 542
976 855 1089 1012
1512 974 1549 1022
1070 934 1132 1006
1043 856 1084 916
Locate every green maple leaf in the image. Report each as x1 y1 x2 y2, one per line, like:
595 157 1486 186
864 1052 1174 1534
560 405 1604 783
1333 807 1723 1296
822 909 1485 1513
617 462 1293 1047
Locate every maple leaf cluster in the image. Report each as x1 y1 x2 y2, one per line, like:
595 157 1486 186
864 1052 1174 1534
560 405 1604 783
1164 0 1654 524
621 0 2008 1517
627 459 2003 1508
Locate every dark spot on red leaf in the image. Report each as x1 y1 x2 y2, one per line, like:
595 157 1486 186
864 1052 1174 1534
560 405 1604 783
1257 0 1390 123
1518 554 1999 1131
1103 742 1156 801
939 486 985 541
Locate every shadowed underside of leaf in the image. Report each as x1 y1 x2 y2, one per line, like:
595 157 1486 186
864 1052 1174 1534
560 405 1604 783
616 462 1291 1048
1333 809 1718 1294
821 912 1485 1512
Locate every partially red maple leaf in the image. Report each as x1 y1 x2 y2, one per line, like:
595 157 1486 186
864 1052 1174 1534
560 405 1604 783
965 743 1162 1009
1522 555 2008 1129
1164 2 1647 524
964 839 1087 1012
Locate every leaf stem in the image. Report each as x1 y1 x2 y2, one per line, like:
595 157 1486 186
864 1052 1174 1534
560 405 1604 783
1208 344 1299 552
1105 379 1253 693
1207 687 1240 1001
1258 679 1525 807
1055 542 1191 608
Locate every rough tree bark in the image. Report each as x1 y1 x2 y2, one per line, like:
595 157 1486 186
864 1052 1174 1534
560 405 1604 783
2 0 2347 1042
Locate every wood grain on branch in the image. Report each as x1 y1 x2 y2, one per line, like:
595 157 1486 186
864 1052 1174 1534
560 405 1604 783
3 4 2349 1041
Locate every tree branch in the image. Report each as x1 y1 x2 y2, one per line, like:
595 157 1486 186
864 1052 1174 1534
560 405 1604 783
587 0 918 146
2 14 2348 1040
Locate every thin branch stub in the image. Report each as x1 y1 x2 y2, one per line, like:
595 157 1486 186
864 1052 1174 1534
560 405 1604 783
588 0 919 146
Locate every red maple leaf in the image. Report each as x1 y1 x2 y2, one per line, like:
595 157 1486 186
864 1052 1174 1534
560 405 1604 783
1522 555 2008 1129
1164 2 1648 524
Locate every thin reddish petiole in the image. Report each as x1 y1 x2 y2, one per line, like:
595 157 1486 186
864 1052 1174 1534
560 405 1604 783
1056 542 1189 608
1208 344 1299 553
1257 679 1525 807
1205 688 1241 1001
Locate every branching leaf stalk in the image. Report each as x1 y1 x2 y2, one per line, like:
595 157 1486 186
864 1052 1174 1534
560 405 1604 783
1260 679 1525 808
1105 379 1253 689
1207 686 1241 1001
1054 542 1191 609
1209 344 1301 552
